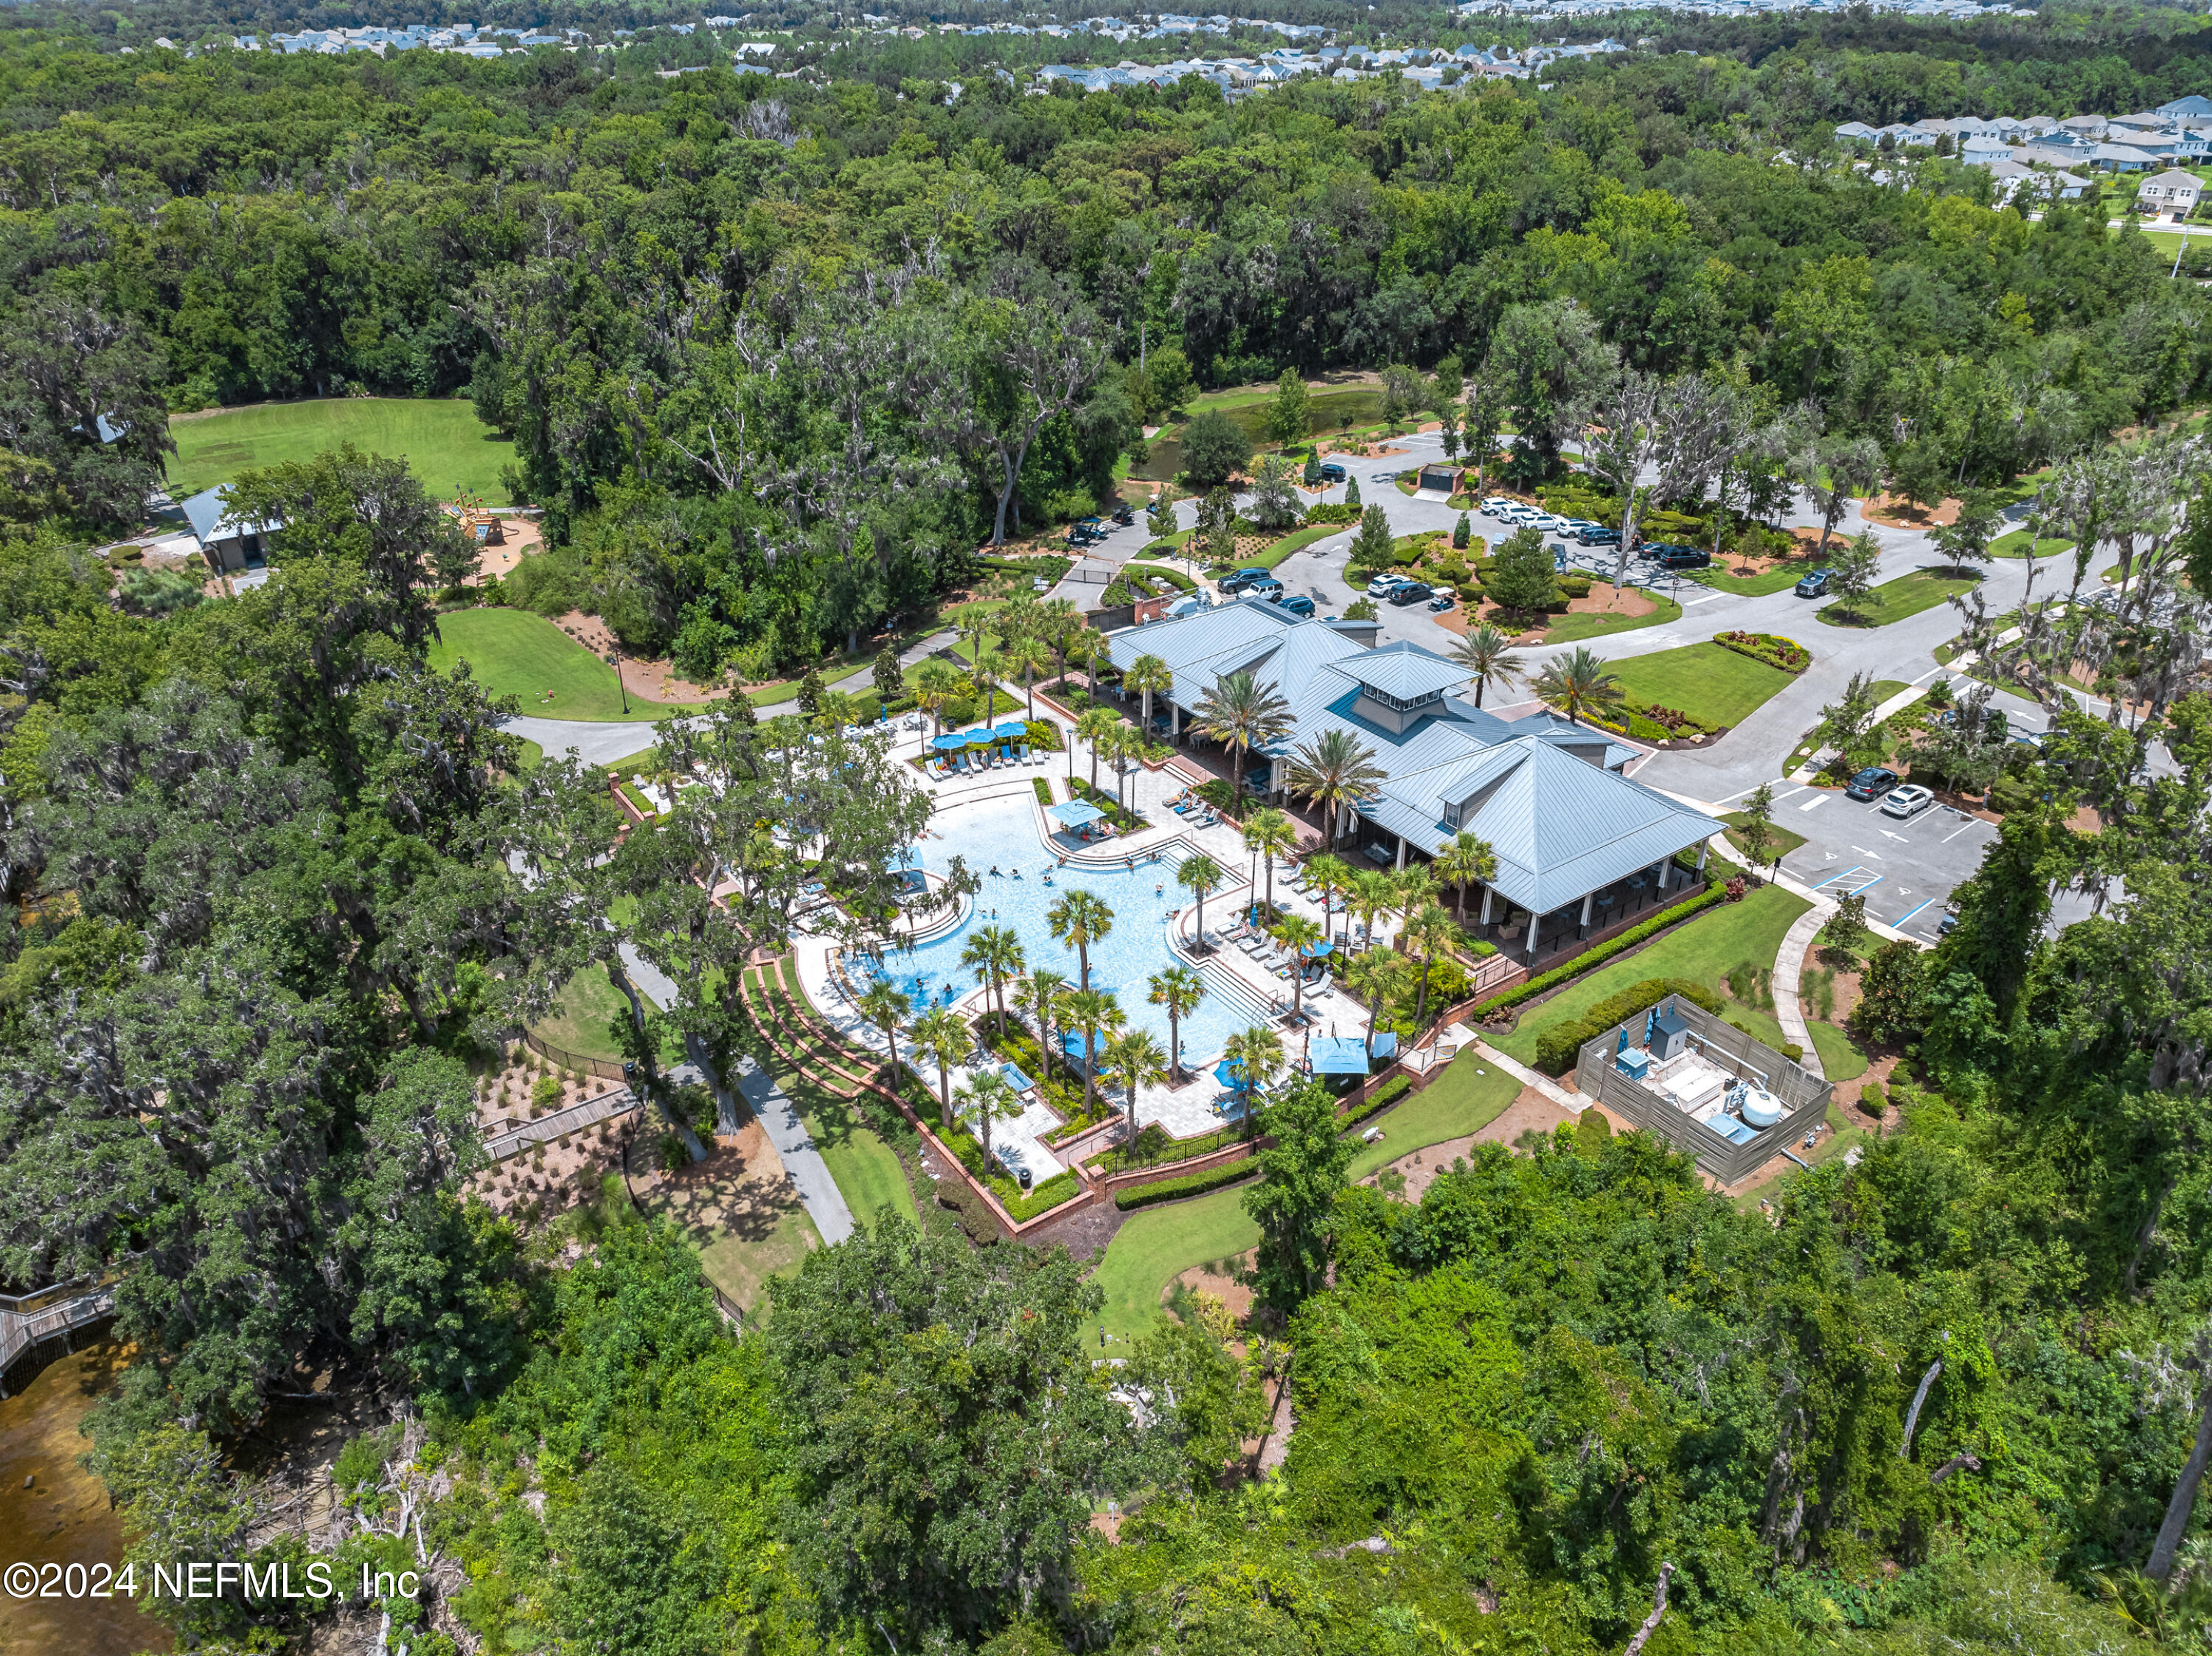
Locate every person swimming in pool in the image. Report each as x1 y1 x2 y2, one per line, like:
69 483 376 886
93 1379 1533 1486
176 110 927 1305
1011 867 1020 878
990 865 1001 875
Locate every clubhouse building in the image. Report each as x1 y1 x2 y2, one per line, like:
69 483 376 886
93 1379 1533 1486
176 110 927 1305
1102 599 1722 965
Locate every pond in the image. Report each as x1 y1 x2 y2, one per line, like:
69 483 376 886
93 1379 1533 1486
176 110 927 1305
1128 389 1389 483
0 1340 171 1655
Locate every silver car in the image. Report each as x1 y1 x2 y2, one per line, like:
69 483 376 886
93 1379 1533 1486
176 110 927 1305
1881 784 1935 820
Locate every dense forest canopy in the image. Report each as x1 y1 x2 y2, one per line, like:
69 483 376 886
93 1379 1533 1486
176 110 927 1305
0 11 2211 1655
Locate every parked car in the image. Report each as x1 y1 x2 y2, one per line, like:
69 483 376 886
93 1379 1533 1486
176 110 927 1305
1881 783 1935 819
1110 504 1135 526
1426 591 1456 612
1366 573 1409 596
1245 579 1285 602
1845 765 1901 801
1219 566 1273 594
1388 580 1435 606
1648 544 1711 571
1279 594 1316 618
1479 496 1514 514
1795 567 1832 597
1576 526 1621 546
1319 462 1348 484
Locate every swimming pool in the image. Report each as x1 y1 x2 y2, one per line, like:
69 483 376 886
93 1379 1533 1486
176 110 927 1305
868 801 1266 1071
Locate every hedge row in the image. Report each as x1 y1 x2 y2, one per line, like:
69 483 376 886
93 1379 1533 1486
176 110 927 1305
1340 1074 1413 1130
1113 1158 1257 1209
1533 977 1726 1076
1125 561 1197 592
1473 885 1729 1020
996 1169 1082 1222
1031 776 1053 805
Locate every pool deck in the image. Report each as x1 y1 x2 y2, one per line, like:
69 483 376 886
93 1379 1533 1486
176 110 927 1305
791 717 1403 1175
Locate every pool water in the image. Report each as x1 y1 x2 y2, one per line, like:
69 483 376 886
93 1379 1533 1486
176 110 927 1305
872 801 1267 1071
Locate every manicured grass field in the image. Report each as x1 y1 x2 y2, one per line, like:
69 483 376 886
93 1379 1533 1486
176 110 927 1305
1344 1048 1523 1183
1806 1020 1870 1082
1989 530 2074 560
776 1065 917 1232
169 397 517 501
1093 1184 1259 1342
1816 568 1981 629
1089 1050 1522 1342
1689 562 1823 597
1721 810 1806 863
1246 522 1346 568
1604 642 1798 728
529 967 639 1064
1539 594 1683 644
430 608 708 723
1493 885 1812 1065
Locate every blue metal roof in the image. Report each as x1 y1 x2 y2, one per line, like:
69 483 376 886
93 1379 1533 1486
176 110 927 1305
1335 641 1472 703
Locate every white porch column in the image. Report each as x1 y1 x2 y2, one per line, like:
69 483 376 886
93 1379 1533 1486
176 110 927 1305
1526 918 1540 964
1170 703 1181 738
1657 856 1672 892
1395 835 1408 871
1478 886 1495 926
1579 891 1594 934
1696 841 1710 872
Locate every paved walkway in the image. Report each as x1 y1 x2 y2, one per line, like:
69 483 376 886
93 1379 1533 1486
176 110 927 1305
1770 905 1837 1081
505 714 664 768
727 1050 855 1245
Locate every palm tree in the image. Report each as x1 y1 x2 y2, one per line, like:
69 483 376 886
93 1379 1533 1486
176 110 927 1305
1001 631 1052 720
1176 852 1224 947
1304 852 1352 942
1246 807 1298 918
1020 966 1068 1085
960 605 995 664
1147 965 1206 1081
855 979 911 1084
1532 645 1627 728
1102 1027 1169 1147
1432 830 1498 926
1038 597 1081 687
1125 652 1175 737
1340 948 1398 1059
1047 888 1113 989
1391 866 1436 952
910 1005 970 1129
1405 902 1458 1029
1060 987 1123 1119
1100 721 1144 812
913 658 962 745
1348 868 1397 951
1281 727 1388 848
1271 911 1324 1018
1222 1023 1284 1117
972 647 1008 723
1074 707 1119 795
1450 622 1525 708
1193 669 1293 799
953 1068 1023 1172
960 924 1025 1043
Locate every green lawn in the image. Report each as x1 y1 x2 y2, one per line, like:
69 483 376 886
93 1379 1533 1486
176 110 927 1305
1090 1051 1521 1343
1816 568 1981 629
1688 563 1822 597
1093 1184 1259 1342
529 967 640 1064
1989 530 2074 560
691 1204 820 1315
1247 522 1347 569
1345 1048 1524 1183
169 397 517 501
1494 886 1812 1065
1721 810 1806 863
431 608 709 723
1540 594 1683 644
1604 642 1798 728
776 1065 917 1232
1806 1020 1870 1082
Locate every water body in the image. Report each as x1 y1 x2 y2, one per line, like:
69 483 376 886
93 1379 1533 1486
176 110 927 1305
0 1340 170 1656
877 799 1271 1073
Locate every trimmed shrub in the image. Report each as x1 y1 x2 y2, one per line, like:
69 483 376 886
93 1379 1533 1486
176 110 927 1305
1558 574 1593 599
1531 976 1725 1075
1341 1074 1413 1129
1859 1080 1888 1117
942 694 978 726
1115 1158 1258 1209
995 1169 1082 1221
1032 776 1053 805
1715 630 1811 673
1474 887 1730 1022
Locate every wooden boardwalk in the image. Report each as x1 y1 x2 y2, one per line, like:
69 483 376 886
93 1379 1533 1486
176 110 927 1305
0 1281 115 1393
484 1088 641 1163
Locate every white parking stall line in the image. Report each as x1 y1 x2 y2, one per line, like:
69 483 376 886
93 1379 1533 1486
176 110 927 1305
1678 591 1728 606
1941 820 1980 843
1799 794 1830 812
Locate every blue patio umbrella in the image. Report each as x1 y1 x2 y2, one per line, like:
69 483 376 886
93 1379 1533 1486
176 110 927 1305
1301 937 1335 958
1048 799 1107 829
1214 1057 1250 1090
992 721 1029 740
931 732 970 751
